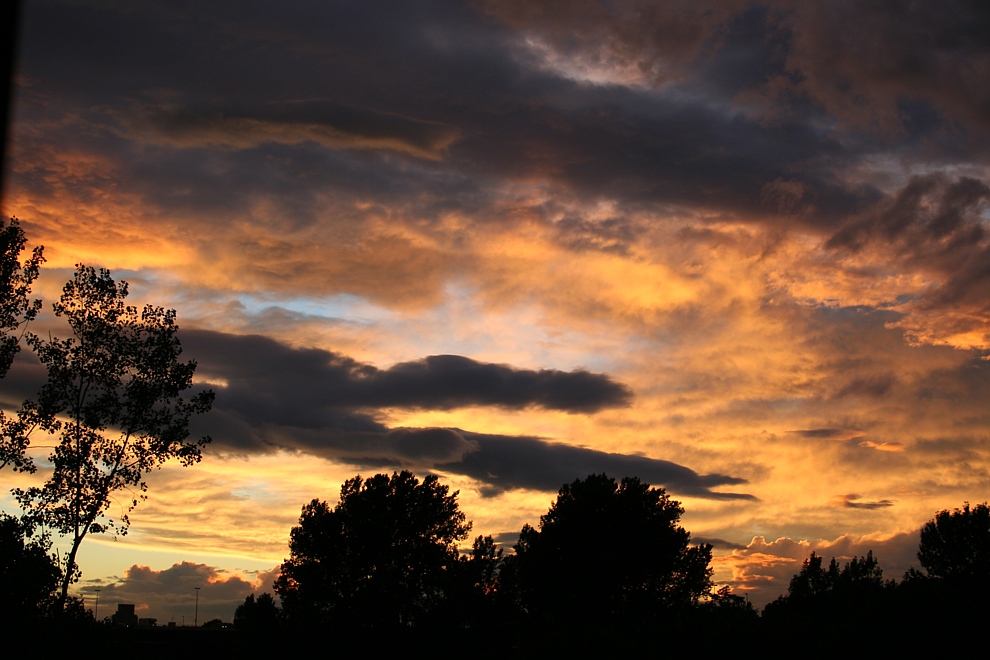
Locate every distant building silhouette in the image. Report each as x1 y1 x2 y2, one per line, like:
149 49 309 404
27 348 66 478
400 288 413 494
112 604 138 627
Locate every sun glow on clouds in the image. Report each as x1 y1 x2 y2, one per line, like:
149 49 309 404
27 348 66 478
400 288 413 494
9 191 986 607
17 199 981 553
6 0 990 618
711 530 921 607
112 451 559 578
104 453 353 563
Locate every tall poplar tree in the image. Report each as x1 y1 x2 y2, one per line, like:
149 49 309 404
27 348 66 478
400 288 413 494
14 265 214 602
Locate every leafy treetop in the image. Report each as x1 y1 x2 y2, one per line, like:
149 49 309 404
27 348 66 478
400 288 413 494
781 550 888 603
916 501 990 582
513 473 713 624
276 470 471 630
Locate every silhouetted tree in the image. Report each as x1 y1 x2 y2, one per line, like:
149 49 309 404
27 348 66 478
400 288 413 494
784 551 837 600
275 471 471 632
766 550 889 608
914 501 990 583
432 533 515 635
763 549 895 650
512 473 713 630
465 534 503 597
0 217 43 472
234 592 280 632
693 586 759 648
0 514 61 622
13 265 214 604
896 501 990 631
0 217 43 378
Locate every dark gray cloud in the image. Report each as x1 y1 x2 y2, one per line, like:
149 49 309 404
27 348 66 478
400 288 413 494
0 354 45 409
13 0 925 244
491 530 523 547
490 1 990 143
374 354 632 411
326 427 755 500
184 329 630 416
765 0 990 140
694 536 748 551
832 374 897 400
439 431 755 500
15 1 987 235
131 100 461 159
841 494 895 510
170 329 750 499
913 437 988 460
826 175 990 349
0 326 750 499
793 428 846 439
914 358 990 403
827 175 990 253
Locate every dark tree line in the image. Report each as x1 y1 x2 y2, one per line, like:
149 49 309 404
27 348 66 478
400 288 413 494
762 502 990 654
255 471 746 652
234 481 990 654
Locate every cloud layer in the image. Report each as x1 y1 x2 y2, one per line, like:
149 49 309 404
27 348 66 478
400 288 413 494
4 0 989 613
177 329 750 500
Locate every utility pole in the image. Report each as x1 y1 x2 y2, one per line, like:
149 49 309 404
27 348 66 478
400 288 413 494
194 587 200 627
95 589 101 621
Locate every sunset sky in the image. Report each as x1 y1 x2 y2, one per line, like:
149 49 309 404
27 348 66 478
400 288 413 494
3 0 989 623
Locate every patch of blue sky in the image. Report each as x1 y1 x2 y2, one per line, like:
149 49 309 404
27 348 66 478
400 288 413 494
228 484 283 505
97 268 392 326
233 292 392 326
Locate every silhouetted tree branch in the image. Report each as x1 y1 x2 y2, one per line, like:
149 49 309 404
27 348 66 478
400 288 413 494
0 217 43 472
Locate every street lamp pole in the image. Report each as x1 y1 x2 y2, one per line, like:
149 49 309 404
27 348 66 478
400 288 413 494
95 589 101 622
194 587 200 627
